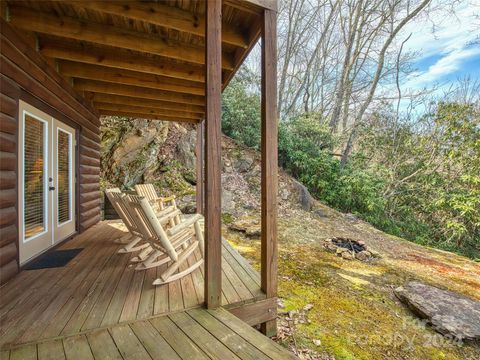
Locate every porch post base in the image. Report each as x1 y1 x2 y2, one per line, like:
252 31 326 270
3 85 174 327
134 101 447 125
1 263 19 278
260 319 277 338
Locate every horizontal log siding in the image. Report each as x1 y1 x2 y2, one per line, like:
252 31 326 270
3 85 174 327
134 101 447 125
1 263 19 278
0 80 19 285
0 20 101 285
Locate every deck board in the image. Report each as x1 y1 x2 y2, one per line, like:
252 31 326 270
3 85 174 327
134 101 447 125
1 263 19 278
149 315 209 359
37 339 66 360
129 320 181 360
187 308 271 360
0 221 265 349
63 334 95 360
109 324 152 360
0 227 115 345
86 329 122 360
0 308 296 359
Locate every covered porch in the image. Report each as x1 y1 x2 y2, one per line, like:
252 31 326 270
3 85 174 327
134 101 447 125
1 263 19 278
0 221 293 359
0 0 285 358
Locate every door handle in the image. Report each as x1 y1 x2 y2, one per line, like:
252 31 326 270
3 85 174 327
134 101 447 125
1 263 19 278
49 186 55 191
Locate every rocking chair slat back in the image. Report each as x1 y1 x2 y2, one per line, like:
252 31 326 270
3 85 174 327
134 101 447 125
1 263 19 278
109 191 144 238
106 188 135 232
134 184 178 216
134 184 158 202
126 195 178 262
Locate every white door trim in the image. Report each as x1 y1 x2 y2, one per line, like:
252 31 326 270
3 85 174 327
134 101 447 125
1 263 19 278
18 101 52 264
18 100 77 265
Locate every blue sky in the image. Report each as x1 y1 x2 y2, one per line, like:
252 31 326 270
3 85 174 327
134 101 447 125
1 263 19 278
401 0 480 94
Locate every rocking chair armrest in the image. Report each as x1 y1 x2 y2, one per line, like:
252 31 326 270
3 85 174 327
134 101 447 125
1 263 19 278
155 205 176 218
158 209 182 225
162 195 176 201
154 195 176 204
167 214 203 236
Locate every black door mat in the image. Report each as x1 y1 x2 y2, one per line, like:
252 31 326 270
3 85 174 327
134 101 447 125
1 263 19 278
24 248 84 270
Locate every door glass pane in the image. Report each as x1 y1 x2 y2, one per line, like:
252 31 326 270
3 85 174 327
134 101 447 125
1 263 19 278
24 114 46 239
58 129 71 224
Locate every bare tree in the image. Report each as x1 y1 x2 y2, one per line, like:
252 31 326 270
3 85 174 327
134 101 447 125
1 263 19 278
340 0 433 166
272 0 435 165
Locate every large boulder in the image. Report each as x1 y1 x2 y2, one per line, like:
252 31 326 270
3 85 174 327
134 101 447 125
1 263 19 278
229 218 261 237
232 153 255 173
221 189 236 213
395 281 480 341
292 179 315 211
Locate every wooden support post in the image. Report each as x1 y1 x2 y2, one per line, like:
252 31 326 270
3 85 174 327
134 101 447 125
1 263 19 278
204 0 222 309
196 121 205 215
260 8 278 337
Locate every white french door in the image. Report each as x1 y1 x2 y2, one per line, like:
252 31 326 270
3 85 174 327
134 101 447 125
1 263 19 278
18 101 76 265
53 120 76 243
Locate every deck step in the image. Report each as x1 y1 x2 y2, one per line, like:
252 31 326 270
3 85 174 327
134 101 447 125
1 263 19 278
1 308 297 359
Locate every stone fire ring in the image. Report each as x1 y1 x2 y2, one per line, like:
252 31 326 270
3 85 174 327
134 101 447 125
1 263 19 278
323 237 379 261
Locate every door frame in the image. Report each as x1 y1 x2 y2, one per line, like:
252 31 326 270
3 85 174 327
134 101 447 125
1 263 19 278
19 91 81 234
17 99 79 265
17 101 52 264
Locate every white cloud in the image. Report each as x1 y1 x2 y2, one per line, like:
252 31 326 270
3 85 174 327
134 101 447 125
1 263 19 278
401 0 480 58
427 48 480 76
405 46 480 88
400 0 480 90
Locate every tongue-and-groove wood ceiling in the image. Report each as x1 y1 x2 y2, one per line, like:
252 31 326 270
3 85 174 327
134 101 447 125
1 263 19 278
4 0 267 123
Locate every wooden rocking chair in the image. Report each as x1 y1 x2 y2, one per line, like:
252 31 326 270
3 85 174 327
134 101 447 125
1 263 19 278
125 194 204 285
111 191 183 264
105 188 132 245
105 188 150 254
134 183 179 226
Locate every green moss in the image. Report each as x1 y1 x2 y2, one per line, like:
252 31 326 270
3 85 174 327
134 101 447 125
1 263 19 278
223 225 479 360
154 175 195 197
222 213 234 224
154 160 196 196
337 273 370 287
245 175 261 191
183 170 196 185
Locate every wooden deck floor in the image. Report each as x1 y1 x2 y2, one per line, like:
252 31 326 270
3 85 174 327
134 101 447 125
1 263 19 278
0 221 266 350
0 307 296 359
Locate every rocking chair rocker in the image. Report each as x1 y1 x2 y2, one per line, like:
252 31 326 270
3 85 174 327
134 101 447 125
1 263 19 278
125 194 204 285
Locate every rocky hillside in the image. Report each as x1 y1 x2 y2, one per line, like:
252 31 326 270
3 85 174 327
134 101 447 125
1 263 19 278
101 117 196 198
101 117 480 360
101 116 312 216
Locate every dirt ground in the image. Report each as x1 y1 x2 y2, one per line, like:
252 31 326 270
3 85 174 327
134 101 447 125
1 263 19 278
224 202 480 360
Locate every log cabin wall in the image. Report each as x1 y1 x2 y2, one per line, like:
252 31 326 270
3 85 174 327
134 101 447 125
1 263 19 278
0 19 101 285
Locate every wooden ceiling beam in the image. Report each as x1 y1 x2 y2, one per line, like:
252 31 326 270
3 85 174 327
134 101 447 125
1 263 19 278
232 0 278 12
8 5 235 70
39 40 205 83
99 110 200 124
94 102 202 120
91 93 204 114
70 1 248 49
58 61 204 96
73 79 204 106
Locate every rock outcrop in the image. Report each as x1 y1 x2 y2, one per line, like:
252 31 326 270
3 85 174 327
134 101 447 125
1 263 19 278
101 117 196 206
395 281 480 341
292 179 315 211
101 116 314 216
